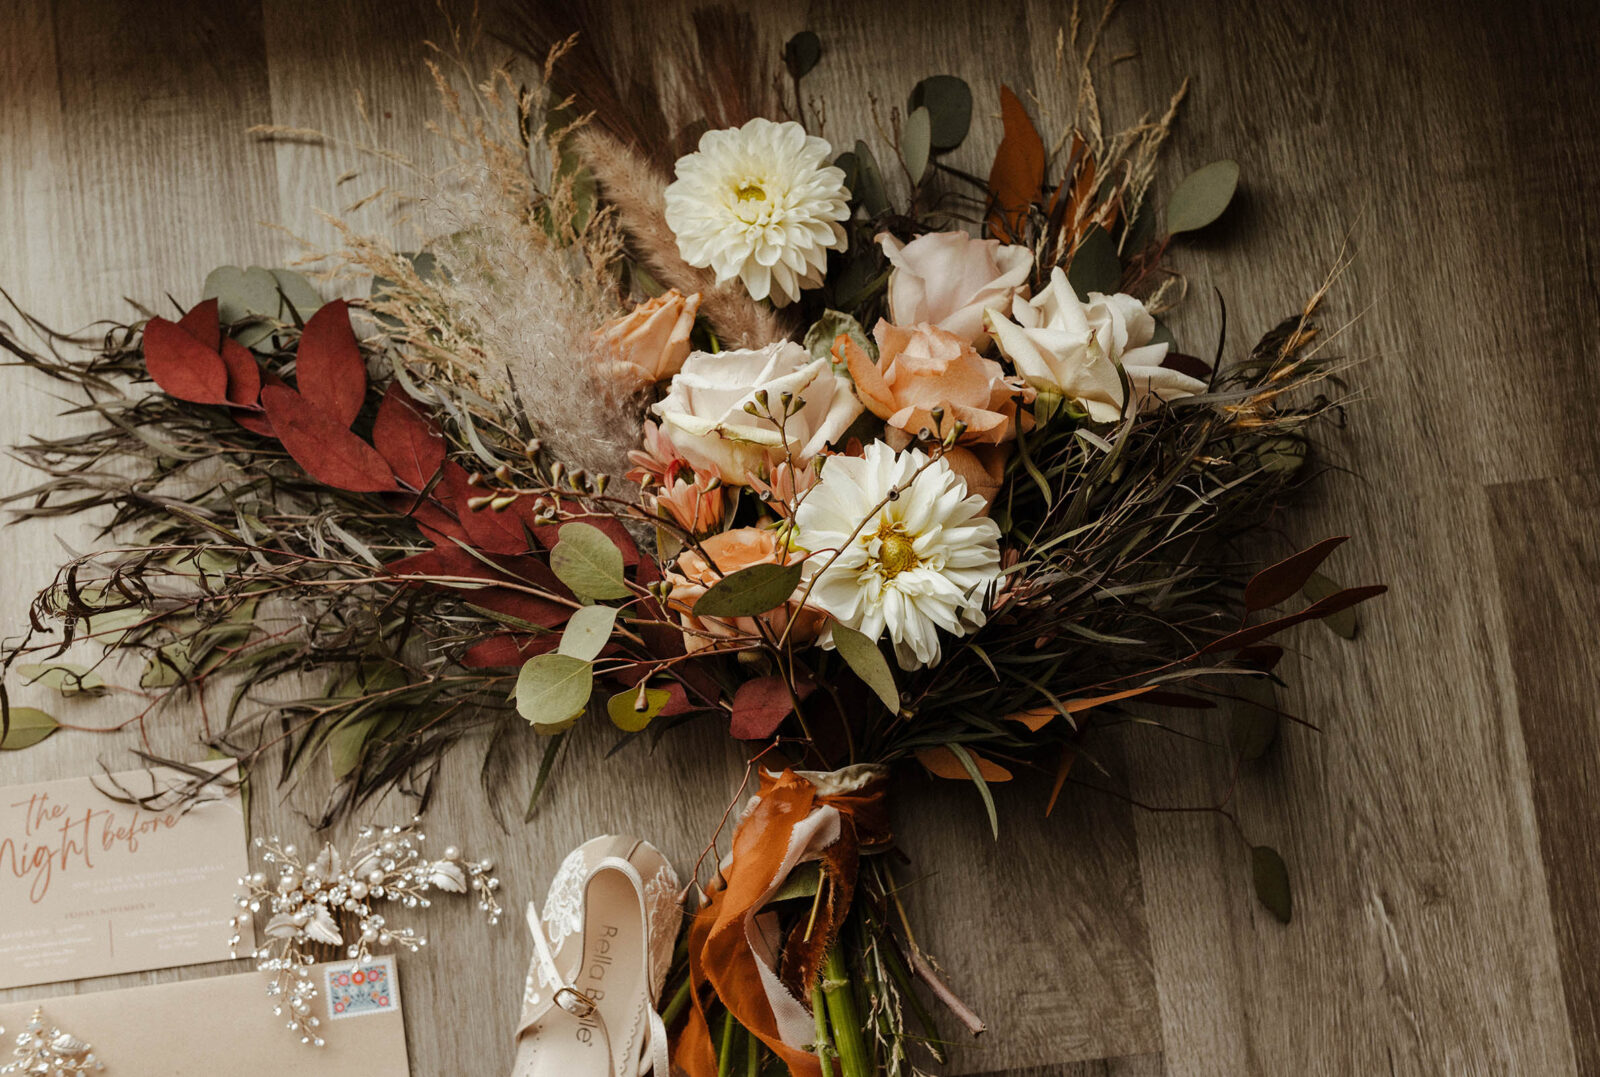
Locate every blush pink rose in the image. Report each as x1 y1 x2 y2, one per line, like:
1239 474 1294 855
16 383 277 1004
591 290 701 394
837 320 1032 448
878 231 1032 346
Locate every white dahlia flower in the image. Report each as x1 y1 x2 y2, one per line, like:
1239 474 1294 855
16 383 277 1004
663 118 849 306
795 442 1002 670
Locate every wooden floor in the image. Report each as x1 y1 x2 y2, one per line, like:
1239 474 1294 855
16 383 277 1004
2 0 1598 1074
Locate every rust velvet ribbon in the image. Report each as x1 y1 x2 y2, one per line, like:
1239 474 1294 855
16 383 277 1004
676 766 891 1077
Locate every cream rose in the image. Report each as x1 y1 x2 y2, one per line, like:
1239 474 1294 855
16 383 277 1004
987 267 1206 421
838 320 1030 448
590 290 701 394
879 231 1032 346
651 341 863 483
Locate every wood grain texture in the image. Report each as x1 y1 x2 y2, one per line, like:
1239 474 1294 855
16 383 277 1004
2 0 1597 1075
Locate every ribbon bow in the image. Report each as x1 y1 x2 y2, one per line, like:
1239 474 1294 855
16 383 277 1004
676 765 891 1077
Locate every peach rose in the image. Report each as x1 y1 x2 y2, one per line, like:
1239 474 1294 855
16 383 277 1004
878 231 1031 346
591 290 702 394
836 320 1032 448
664 528 824 650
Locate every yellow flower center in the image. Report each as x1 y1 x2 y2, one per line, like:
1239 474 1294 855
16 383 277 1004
875 527 920 579
734 182 767 203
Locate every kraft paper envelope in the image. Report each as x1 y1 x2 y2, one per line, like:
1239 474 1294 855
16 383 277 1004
0 959 409 1075
0 761 249 989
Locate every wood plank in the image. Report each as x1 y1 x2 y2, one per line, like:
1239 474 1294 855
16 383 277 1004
1490 473 1600 1074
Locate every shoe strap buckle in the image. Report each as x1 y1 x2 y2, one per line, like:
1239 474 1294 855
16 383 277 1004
554 985 598 1019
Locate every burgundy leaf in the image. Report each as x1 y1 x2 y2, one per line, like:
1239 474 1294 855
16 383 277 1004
444 462 531 556
462 633 559 668
143 316 229 404
1203 584 1387 656
729 675 813 740
469 587 573 630
260 385 398 493
235 369 285 436
1244 537 1348 612
176 298 220 350
220 338 262 408
295 299 366 427
383 493 468 544
531 498 640 563
373 383 446 489
1162 352 1212 381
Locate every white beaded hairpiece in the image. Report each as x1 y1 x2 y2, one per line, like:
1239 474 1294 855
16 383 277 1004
1 1008 103 1074
231 817 501 1046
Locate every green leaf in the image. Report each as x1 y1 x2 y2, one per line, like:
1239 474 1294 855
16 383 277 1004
328 713 400 779
607 687 672 733
1066 224 1121 296
1166 160 1240 235
909 75 972 151
902 106 932 183
550 522 631 600
945 742 999 840
268 269 324 322
804 309 873 367
525 730 568 821
831 623 899 713
0 708 58 750
694 562 802 618
1251 844 1293 923
1303 571 1359 638
833 151 860 196
15 662 107 696
782 30 822 78
559 604 618 661
515 653 594 731
1149 318 1176 352
1229 675 1279 760
852 140 890 218
769 861 822 902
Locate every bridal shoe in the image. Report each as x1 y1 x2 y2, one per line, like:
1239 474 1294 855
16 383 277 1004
510 835 682 1077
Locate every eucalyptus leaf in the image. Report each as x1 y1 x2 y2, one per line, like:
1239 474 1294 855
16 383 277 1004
559 604 618 662
15 662 107 696
831 622 898 713
804 309 873 367
1066 225 1121 296
1303 571 1359 638
1166 160 1240 235
607 686 671 733
783 30 821 78
268 269 324 322
902 106 932 183
550 522 631 600
1149 318 1177 352
833 151 860 196
694 562 803 618
852 140 890 218
515 653 594 731
909 75 973 151
1251 844 1293 923
0 708 58 751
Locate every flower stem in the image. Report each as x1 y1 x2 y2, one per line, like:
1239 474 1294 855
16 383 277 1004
717 1009 737 1077
822 943 870 1077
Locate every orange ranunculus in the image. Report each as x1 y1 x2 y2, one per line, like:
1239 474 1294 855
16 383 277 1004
837 320 1033 448
591 290 702 393
664 528 824 651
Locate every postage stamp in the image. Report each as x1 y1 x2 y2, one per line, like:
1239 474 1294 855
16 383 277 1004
324 956 398 1020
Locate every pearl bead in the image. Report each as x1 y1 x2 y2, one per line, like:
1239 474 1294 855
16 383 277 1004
349 882 368 900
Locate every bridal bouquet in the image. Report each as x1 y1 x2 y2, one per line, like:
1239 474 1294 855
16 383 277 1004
1 8 1380 1076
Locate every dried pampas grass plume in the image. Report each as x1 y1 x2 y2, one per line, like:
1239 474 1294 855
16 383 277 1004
574 128 784 350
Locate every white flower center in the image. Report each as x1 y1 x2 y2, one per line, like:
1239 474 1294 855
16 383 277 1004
871 524 921 579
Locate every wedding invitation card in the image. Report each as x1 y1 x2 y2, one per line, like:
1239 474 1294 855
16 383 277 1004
0 761 249 989
0 961 410 1075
